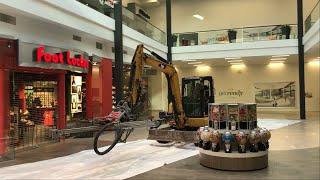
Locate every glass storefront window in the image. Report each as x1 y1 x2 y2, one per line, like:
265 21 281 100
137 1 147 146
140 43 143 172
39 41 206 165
9 72 59 150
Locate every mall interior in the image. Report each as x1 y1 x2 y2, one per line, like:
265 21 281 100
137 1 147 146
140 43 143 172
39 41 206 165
0 0 319 179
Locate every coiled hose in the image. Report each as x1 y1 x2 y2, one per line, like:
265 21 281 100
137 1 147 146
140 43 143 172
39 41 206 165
93 123 122 155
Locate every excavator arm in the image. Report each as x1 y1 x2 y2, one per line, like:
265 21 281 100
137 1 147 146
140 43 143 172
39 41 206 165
128 44 186 129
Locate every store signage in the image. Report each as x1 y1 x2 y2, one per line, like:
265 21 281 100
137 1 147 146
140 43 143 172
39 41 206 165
35 46 89 69
18 42 89 73
216 89 246 101
218 90 244 97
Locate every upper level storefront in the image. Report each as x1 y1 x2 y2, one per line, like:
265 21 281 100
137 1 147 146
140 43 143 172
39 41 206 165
0 0 319 62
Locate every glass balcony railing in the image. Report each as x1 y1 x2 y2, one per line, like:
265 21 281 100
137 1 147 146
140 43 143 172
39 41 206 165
122 7 166 45
305 1 320 33
173 24 297 47
77 0 114 18
76 1 166 45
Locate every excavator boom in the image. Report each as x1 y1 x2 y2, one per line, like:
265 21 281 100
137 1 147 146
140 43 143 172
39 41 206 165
128 44 186 129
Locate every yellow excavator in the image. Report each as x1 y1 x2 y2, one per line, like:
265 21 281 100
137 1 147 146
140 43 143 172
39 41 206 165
93 44 214 155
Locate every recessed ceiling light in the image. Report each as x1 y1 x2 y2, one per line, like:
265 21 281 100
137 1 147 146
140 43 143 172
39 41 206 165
193 14 204 20
269 61 285 63
228 60 243 63
230 62 245 65
270 58 287 61
231 64 246 69
185 59 197 62
188 62 202 65
195 65 211 71
225 57 241 60
147 0 158 3
271 55 290 58
268 62 285 68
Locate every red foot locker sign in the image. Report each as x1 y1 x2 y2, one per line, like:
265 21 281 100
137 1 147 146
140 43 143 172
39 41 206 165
18 41 90 73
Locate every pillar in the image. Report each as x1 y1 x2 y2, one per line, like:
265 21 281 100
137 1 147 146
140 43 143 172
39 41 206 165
86 65 93 119
101 59 113 116
0 69 10 155
297 0 306 119
114 0 124 103
57 72 66 129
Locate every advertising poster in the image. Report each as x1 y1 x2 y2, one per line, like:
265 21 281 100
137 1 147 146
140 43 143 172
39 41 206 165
254 82 296 107
71 75 83 113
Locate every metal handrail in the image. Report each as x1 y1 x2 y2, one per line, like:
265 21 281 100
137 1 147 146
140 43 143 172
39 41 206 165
173 24 297 35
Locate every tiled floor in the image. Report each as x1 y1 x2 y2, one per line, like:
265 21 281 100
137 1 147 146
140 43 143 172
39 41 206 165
130 113 320 180
0 112 319 180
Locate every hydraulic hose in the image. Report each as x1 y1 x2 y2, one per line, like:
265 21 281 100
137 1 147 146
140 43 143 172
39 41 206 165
93 123 122 155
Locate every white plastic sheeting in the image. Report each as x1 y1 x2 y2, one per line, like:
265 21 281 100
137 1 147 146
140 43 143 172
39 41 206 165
0 119 301 179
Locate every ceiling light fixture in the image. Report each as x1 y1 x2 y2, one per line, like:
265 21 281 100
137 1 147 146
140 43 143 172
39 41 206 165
185 59 197 62
188 62 202 65
225 57 241 60
228 60 243 63
195 65 211 71
193 14 204 20
271 55 290 58
268 62 285 68
269 60 285 63
193 64 205 66
308 59 320 66
231 64 246 69
147 0 159 3
270 58 287 61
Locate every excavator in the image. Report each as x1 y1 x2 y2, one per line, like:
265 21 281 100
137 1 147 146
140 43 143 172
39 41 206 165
93 44 214 155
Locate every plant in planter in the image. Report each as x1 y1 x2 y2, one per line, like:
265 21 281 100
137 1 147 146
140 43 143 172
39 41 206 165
228 29 237 43
280 25 291 39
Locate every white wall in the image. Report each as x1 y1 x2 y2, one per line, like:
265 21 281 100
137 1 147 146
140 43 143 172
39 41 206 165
145 0 319 33
178 62 299 111
0 14 113 59
148 60 320 115
148 71 168 111
305 61 320 112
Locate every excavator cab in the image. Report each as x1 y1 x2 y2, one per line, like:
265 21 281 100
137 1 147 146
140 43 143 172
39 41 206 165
182 76 215 118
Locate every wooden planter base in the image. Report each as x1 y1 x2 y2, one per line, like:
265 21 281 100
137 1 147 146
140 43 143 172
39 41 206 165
199 149 268 171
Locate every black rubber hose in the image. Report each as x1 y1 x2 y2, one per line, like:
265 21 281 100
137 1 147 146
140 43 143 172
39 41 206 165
93 123 122 155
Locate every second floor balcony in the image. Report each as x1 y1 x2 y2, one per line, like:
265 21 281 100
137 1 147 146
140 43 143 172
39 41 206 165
173 24 297 47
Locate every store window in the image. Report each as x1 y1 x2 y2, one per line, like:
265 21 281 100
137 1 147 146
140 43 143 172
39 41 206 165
9 72 58 150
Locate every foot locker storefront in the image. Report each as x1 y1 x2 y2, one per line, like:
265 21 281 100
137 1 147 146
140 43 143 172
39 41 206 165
0 39 109 161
